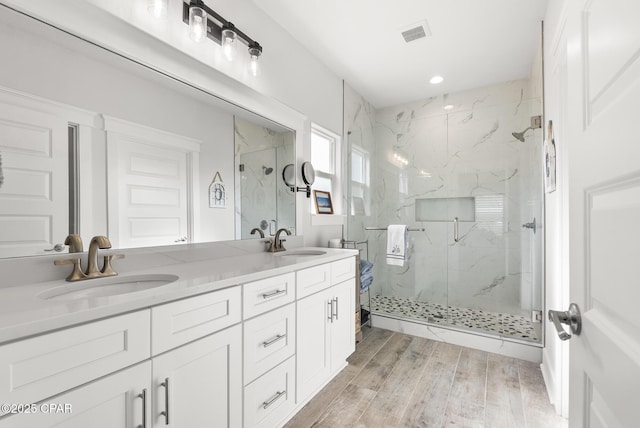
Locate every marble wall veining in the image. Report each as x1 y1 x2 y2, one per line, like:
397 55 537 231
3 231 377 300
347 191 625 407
346 79 543 327
234 118 295 239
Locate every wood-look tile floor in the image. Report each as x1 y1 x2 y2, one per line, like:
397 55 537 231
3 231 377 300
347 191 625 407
285 327 565 428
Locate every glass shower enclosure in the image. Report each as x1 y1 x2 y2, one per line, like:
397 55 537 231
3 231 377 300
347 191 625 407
347 78 544 344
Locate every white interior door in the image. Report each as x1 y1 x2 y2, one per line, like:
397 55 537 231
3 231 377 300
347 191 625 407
558 1 640 426
105 117 200 249
0 101 68 257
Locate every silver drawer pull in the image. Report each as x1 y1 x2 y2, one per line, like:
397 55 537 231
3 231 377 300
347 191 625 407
262 289 286 299
137 388 147 428
262 390 286 409
160 377 170 425
262 334 286 348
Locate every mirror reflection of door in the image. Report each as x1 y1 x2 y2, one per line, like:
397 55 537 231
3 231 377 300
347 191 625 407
105 117 200 249
0 97 69 258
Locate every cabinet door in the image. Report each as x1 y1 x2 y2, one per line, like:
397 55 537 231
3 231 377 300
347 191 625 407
151 324 241 428
0 362 151 428
330 279 356 365
296 289 331 402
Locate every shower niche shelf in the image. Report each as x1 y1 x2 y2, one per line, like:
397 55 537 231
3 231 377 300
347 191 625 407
415 197 475 222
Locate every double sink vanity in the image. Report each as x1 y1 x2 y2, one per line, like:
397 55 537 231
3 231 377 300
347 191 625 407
0 242 357 427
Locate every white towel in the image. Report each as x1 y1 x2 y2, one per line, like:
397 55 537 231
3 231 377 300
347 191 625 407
386 225 408 266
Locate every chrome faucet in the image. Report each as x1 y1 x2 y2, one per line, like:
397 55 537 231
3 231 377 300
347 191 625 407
85 235 112 278
269 228 291 252
250 227 265 238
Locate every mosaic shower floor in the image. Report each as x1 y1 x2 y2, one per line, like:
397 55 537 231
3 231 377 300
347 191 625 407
368 295 540 342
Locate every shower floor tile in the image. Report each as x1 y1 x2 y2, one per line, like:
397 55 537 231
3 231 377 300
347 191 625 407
368 295 540 342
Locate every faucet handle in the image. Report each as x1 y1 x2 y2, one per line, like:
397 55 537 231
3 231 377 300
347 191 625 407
101 253 125 277
54 257 88 282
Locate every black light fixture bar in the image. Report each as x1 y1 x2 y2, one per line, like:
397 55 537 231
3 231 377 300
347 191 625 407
182 0 262 53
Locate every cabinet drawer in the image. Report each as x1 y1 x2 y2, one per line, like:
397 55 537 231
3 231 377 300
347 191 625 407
243 272 295 319
244 303 295 384
0 310 150 414
244 356 296 428
152 285 241 355
331 257 356 284
0 361 152 428
297 263 332 299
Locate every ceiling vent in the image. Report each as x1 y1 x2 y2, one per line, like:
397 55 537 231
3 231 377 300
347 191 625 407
400 20 432 43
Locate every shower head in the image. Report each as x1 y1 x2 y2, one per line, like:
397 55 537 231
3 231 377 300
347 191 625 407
262 166 273 175
512 126 533 142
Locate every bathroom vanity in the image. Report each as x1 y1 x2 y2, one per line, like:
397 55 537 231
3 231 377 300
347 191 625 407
0 248 356 427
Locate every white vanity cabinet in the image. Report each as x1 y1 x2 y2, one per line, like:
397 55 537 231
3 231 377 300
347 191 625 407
151 324 242 427
296 259 356 403
149 286 242 427
0 252 357 428
0 286 243 428
242 273 297 427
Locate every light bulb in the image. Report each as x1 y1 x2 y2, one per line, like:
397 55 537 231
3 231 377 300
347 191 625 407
248 43 262 77
221 27 237 61
148 0 168 18
430 75 444 84
189 6 207 42
250 53 259 76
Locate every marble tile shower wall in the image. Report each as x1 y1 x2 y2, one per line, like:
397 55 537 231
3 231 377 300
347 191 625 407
347 79 542 318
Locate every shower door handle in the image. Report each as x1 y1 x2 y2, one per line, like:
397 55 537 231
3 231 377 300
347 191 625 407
548 303 581 341
522 218 537 234
453 217 460 242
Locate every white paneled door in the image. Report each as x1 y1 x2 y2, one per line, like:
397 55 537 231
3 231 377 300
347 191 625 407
105 117 200 249
0 101 68 257
557 0 640 426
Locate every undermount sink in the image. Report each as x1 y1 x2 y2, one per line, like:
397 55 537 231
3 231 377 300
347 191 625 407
279 250 327 256
39 274 179 301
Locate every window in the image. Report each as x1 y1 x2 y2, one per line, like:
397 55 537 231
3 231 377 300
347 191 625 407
310 124 341 212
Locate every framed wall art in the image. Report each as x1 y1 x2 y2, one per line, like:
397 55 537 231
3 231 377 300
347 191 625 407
313 190 334 214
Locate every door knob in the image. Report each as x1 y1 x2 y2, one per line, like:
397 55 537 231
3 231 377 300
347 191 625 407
548 303 581 341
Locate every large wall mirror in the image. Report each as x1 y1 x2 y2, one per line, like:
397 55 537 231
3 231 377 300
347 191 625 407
0 5 295 258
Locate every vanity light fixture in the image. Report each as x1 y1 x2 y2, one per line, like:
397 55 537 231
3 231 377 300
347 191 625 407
182 0 263 74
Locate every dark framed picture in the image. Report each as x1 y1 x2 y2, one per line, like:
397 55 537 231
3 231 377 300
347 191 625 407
313 190 334 214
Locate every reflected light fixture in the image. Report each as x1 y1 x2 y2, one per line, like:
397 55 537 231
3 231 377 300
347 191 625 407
180 0 264 75
148 0 168 19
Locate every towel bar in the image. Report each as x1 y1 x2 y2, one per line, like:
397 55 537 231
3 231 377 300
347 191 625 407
364 226 425 231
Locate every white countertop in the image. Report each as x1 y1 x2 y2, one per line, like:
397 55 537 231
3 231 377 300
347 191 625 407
0 247 358 345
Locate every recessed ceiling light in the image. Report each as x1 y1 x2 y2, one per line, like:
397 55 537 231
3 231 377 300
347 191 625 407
430 75 444 84
444 104 454 110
